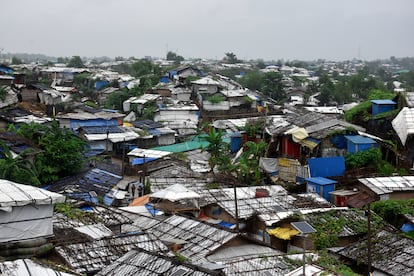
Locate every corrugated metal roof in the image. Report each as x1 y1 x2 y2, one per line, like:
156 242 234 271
48 168 122 197
358 176 414 195
219 255 293 275
150 215 237 262
75 224 113 240
305 177 337 186
344 135 376 144
56 233 169 274
96 249 213 276
336 230 414 275
370 99 396 105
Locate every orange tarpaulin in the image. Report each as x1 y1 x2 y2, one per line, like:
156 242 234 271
129 194 150 206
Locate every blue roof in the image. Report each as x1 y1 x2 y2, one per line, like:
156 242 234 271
344 135 376 144
305 177 337 185
132 157 157 165
371 100 396 105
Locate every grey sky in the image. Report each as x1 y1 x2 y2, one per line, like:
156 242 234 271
2 0 413 61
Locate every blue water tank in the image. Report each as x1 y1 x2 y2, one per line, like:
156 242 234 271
230 132 242 153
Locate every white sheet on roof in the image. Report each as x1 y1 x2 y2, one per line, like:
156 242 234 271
0 258 75 276
0 204 54 243
0 180 65 207
392 107 414 145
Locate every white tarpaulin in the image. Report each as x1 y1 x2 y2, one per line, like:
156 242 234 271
0 258 74 276
0 180 65 207
0 205 54 243
150 184 200 201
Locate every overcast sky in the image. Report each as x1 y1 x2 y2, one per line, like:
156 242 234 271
2 0 413 61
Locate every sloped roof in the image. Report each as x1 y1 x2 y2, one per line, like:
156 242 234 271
96 249 214 276
55 232 169 275
217 254 293 275
358 176 414 195
48 168 122 197
150 215 237 262
151 184 200 202
336 230 414 275
0 258 75 276
392 107 414 145
0 180 65 207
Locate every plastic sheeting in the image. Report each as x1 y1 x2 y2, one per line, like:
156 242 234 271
0 180 65 207
0 205 54 243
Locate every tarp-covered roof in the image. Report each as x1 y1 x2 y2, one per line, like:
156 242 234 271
0 180 65 207
151 184 200 201
392 107 414 145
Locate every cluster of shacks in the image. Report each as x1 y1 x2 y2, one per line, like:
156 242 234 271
1 63 414 275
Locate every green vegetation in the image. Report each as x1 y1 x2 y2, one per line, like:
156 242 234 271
310 209 384 249
67 55 85 68
16 121 86 184
344 89 396 122
240 71 285 102
372 199 414 229
206 95 225 103
345 148 382 169
316 250 362 276
0 85 8 101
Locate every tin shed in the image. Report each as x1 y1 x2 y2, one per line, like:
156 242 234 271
371 99 396 116
305 177 337 201
344 135 377 154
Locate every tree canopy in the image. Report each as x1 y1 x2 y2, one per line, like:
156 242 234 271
67 55 85 68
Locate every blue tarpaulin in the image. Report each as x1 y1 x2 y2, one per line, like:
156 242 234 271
132 157 157 165
401 223 414 233
218 221 236 229
308 156 345 177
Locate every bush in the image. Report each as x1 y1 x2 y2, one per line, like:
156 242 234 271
345 148 382 169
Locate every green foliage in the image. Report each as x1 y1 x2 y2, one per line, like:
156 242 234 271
0 141 41 186
145 179 151 194
166 51 184 65
11 56 22 65
234 141 267 185
377 161 395 176
372 199 414 227
131 59 162 78
67 55 85 68
173 252 189 263
202 128 229 169
0 85 8 101
205 182 220 189
224 52 241 64
105 88 138 111
344 89 396 122
17 121 86 184
206 95 225 103
345 148 382 169
317 250 361 276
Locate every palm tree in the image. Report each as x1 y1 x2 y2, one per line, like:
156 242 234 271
0 141 40 186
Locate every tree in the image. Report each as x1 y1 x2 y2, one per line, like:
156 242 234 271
11 56 22 65
234 141 267 185
166 51 184 65
261 72 285 102
240 71 263 91
57 57 68 64
0 85 8 101
202 127 229 170
131 59 161 78
17 121 86 184
224 52 240 64
67 56 85 68
0 141 40 186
